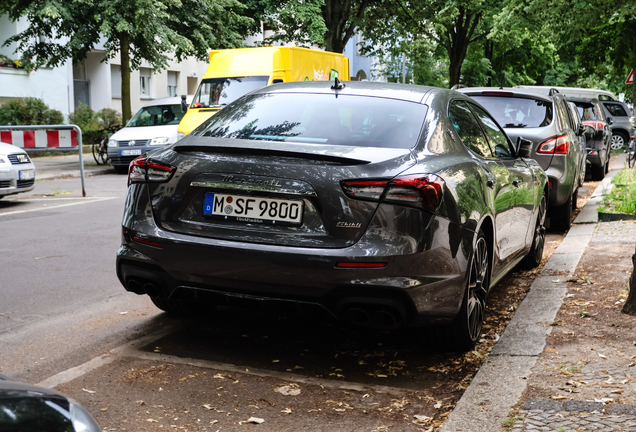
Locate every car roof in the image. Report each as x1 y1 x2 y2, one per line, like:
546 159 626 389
517 86 617 100
143 95 193 107
455 86 554 102
252 81 435 104
565 96 599 104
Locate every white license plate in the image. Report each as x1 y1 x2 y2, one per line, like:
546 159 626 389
121 149 142 156
203 193 303 225
19 169 34 180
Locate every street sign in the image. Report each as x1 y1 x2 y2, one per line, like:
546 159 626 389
627 70 633 84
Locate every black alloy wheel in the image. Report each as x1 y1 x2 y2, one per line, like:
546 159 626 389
439 230 490 351
521 194 547 269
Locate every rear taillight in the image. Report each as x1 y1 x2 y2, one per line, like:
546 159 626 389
582 121 605 130
537 135 569 154
127 155 176 186
341 174 444 213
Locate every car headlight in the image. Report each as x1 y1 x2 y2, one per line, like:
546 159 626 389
70 400 101 432
108 139 117 148
177 132 186 141
150 137 170 146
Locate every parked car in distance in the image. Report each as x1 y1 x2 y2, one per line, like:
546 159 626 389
0 373 101 432
566 97 612 180
108 96 192 174
518 86 635 150
457 87 585 231
600 100 635 149
117 81 547 352
0 142 35 199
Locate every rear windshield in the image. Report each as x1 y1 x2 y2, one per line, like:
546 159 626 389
470 96 553 128
193 93 427 149
573 102 602 121
127 104 183 127
192 77 269 108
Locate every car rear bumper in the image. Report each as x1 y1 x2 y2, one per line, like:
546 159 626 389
117 220 470 328
545 166 571 207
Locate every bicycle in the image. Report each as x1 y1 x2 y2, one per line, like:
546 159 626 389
92 125 122 165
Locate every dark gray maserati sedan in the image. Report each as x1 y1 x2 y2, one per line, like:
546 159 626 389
117 81 548 351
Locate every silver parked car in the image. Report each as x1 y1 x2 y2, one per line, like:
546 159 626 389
0 142 36 199
117 81 548 351
458 87 587 231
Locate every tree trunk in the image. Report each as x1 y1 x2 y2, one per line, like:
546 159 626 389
632 20 636 107
120 33 132 124
621 245 636 315
322 0 351 53
485 40 493 87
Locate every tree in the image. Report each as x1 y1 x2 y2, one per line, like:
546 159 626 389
0 0 257 123
252 0 376 53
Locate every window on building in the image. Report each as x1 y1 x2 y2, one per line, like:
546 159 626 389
167 71 178 97
140 68 152 98
111 65 121 99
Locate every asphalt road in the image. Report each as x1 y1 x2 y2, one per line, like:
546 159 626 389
0 174 165 383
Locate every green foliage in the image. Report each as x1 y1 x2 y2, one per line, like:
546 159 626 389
0 97 64 125
612 167 636 186
68 105 122 143
598 182 636 215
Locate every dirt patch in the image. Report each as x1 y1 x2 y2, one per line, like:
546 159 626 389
522 222 636 406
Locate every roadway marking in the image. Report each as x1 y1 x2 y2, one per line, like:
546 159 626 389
37 323 412 396
0 197 116 217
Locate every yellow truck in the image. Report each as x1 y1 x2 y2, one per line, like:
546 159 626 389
177 46 350 136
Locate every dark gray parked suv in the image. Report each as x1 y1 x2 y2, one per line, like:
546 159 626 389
601 100 635 149
458 87 587 231
566 97 612 180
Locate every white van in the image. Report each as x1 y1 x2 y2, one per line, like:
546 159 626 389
107 96 192 173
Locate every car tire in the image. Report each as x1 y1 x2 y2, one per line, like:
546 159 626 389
591 162 605 181
114 165 129 174
521 193 547 269
572 187 578 210
436 230 490 352
550 192 572 231
611 132 628 150
605 154 610 174
150 297 213 316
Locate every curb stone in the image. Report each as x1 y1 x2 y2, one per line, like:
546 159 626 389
440 155 627 432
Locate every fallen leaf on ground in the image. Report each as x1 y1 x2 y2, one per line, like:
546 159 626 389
551 396 568 400
545 349 558 353
275 386 301 396
281 408 292 414
146 419 159 423
239 417 265 424
413 414 432 424
202 404 213 410
82 388 96 394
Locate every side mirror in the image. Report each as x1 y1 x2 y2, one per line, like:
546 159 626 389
180 95 188 114
607 116 614 125
577 123 586 136
515 137 533 158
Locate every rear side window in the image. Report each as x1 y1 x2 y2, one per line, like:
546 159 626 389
574 102 602 121
194 93 427 149
470 96 553 128
448 101 493 158
604 103 628 117
468 103 514 158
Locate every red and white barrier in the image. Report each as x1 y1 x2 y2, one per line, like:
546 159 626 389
0 130 78 149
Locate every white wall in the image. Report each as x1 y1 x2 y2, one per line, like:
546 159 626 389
85 51 110 111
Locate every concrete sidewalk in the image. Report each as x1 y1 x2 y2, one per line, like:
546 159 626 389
31 152 116 180
441 154 635 432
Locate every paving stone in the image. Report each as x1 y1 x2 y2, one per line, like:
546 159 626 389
565 401 606 412
525 399 566 411
607 405 636 416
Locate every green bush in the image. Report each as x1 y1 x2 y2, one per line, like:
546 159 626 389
0 97 64 125
68 104 122 143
